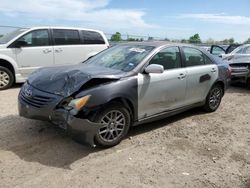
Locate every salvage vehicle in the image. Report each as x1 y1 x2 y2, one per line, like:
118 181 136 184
210 44 241 57
0 27 109 90
18 42 231 147
211 44 250 87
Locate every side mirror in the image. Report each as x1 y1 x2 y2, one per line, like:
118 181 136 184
145 64 164 74
14 40 27 48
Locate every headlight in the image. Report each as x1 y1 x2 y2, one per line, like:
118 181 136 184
68 95 91 111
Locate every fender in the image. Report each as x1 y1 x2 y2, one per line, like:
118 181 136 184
0 53 18 73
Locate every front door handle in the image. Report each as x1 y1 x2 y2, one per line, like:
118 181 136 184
43 49 52 54
55 48 63 53
178 73 186 80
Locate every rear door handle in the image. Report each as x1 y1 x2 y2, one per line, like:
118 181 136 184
43 49 52 54
178 73 186 80
211 68 217 73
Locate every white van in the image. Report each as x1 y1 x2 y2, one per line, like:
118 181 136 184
0 27 109 90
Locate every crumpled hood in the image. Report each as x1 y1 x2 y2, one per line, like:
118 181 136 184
28 64 125 97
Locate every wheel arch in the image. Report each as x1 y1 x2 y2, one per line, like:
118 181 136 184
108 97 135 121
0 59 16 81
212 80 225 96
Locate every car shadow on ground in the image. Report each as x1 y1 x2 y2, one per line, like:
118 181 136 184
0 107 205 169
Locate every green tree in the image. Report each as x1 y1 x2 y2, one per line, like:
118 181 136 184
164 38 170 41
228 38 234 44
181 39 188 43
189 34 201 44
148 36 154 41
0 35 3 38
244 38 250 44
111 32 122 42
127 38 136 41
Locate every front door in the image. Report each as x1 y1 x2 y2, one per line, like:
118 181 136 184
138 47 187 120
14 29 54 78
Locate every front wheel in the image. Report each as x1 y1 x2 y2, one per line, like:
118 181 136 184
0 66 14 90
203 84 223 112
94 102 131 148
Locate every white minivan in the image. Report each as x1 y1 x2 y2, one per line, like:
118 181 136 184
0 27 109 90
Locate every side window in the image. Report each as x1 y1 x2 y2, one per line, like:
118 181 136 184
204 55 213 65
149 47 181 70
211 46 225 56
53 29 81 45
183 47 206 67
18 30 49 47
244 47 250 54
81 30 105 44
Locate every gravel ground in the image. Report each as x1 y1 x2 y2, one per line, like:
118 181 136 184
0 85 249 188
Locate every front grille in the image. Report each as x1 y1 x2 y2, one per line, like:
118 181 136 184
20 88 54 108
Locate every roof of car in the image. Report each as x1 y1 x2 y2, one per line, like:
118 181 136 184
119 41 196 48
27 26 104 33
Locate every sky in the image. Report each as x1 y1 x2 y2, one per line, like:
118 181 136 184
0 0 250 42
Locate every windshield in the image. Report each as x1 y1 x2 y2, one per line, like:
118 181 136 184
0 28 28 44
85 45 155 72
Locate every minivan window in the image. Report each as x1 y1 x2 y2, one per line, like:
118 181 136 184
53 29 81 45
81 30 105 44
183 47 206 67
149 47 181 70
0 28 28 44
17 29 49 47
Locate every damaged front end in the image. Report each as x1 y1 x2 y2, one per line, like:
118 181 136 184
18 64 125 147
51 108 102 147
18 78 119 147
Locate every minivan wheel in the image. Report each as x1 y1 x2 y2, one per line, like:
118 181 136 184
94 102 131 148
203 84 223 112
0 66 14 90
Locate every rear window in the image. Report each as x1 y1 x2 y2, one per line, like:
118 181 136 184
81 30 105 44
53 29 81 45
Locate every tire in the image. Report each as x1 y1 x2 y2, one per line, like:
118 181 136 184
246 77 250 88
203 84 223 112
0 66 14 90
93 102 131 148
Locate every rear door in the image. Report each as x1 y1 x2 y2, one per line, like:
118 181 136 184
52 29 86 65
138 46 187 119
182 47 218 105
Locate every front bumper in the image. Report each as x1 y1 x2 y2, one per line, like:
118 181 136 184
18 86 102 147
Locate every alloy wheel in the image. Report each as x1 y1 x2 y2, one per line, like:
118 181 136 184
0 71 10 89
209 87 222 110
99 110 126 142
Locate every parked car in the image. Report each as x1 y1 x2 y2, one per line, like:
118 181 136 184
0 27 109 90
211 44 250 87
18 42 231 147
210 44 241 57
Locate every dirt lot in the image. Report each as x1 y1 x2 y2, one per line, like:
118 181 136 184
0 85 249 188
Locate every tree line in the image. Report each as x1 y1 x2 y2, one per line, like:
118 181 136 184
110 32 250 44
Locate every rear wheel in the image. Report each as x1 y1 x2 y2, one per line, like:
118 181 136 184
94 102 131 148
0 66 14 90
203 84 223 112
